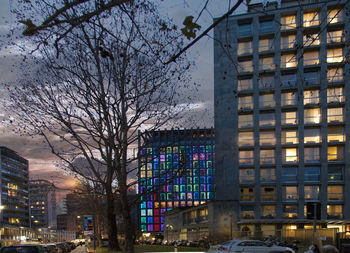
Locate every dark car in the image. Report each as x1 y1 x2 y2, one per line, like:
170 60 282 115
1 245 44 253
55 243 69 253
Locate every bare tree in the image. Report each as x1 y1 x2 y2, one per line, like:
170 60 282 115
6 2 192 252
11 0 244 62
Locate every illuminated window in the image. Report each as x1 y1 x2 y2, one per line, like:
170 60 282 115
328 87 345 104
305 147 320 162
304 71 319 86
238 41 252 55
238 131 254 146
327 9 344 23
260 131 275 146
262 205 276 218
327 68 343 83
283 205 297 219
281 130 298 144
260 168 276 182
281 73 297 88
304 166 320 182
239 114 253 128
259 113 275 126
304 108 321 124
282 111 297 125
304 185 319 200
304 51 319 65
260 149 275 164
328 185 343 200
238 78 253 91
281 15 296 30
239 150 254 165
282 148 298 163
304 33 320 46
239 168 255 183
328 107 343 123
327 205 343 219
328 126 345 143
328 146 344 161
240 187 254 201
261 186 276 201
282 167 297 182
238 96 253 110
238 60 253 72
259 57 274 71
304 90 319 105
259 94 275 108
259 75 274 89
283 186 298 200
281 54 297 68
259 38 273 52
327 48 343 63
328 166 343 182
327 30 344 43
281 92 297 106
281 34 296 49
304 12 319 27
304 128 320 143
240 206 255 219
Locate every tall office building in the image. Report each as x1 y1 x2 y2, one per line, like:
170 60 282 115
0 147 30 227
29 179 57 229
214 0 350 235
138 128 215 233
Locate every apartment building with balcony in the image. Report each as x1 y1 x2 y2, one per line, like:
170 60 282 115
29 179 57 229
214 0 350 236
0 147 30 231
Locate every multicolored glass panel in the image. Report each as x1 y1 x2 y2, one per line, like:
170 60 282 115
138 130 215 232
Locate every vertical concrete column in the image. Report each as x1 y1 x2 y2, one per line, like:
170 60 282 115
319 4 328 220
214 19 239 201
296 7 306 219
274 12 283 219
252 15 261 219
343 0 350 219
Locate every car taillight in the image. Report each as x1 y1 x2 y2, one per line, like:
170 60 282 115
217 246 228 251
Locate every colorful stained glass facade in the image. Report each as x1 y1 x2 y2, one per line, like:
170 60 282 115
138 129 215 232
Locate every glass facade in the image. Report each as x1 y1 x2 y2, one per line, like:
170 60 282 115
138 129 215 232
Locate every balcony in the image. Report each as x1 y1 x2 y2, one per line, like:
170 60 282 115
283 212 297 219
240 212 255 219
240 194 254 201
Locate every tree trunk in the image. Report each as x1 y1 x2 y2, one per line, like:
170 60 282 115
120 185 135 253
106 186 121 251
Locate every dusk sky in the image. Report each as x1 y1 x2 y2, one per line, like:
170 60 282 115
0 0 247 196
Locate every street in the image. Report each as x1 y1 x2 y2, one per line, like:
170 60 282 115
71 246 88 253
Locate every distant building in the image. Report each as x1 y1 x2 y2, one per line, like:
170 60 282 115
29 179 57 229
138 128 215 234
0 147 30 227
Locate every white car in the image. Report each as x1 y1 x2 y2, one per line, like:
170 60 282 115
208 239 295 253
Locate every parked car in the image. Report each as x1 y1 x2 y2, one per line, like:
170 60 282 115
56 243 69 253
208 239 295 253
46 244 61 253
1 245 45 253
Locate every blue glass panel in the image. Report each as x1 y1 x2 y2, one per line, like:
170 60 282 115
141 202 146 209
194 192 199 200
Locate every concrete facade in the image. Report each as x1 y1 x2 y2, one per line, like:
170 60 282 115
29 179 57 229
214 0 350 235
